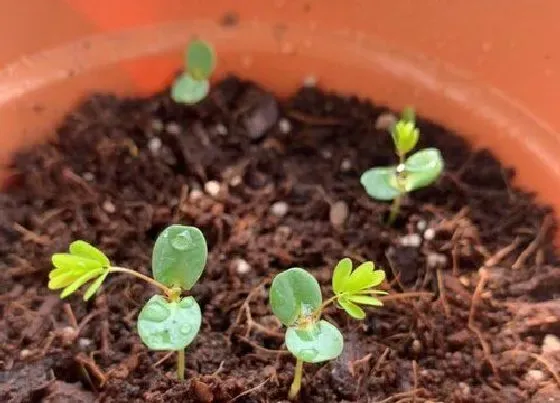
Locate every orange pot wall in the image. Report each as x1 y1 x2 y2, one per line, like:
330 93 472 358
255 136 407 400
1 1 560 223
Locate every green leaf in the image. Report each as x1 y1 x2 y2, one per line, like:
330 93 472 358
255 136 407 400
69 240 110 268
83 271 109 301
347 295 383 306
391 120 419 155
186 40 216 80
401 106 416 124
360 167 401 201
404 148 444 192
269 268 322 326
338 297 365 319
137 295 201 350
151 225 208 290
52 254 101 273
332 258 352 295
60 268 105 298
171 73 210 105
342 262 385 293
285 320 343 363
49 272 79 290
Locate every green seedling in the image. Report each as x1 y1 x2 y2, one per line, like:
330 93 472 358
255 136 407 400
48 225 208 380
361 107 444 225
269 258 387 399
171 40 216 105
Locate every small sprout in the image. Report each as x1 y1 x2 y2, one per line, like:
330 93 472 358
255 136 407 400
171 40 216 105
361 107 444 224
48 225 208 381
269 259 386 399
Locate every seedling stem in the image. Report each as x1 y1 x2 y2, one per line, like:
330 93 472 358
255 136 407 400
288 358 304 400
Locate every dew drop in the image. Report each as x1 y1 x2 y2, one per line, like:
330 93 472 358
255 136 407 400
179 297 194 308
142 302 170 322
171 230 192 250
299 348 319 361
180 324 192 335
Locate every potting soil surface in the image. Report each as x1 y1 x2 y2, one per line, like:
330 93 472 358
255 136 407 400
1 77 559 402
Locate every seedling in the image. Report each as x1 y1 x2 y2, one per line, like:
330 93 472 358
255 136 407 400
269 258 387 399
48 225 208 380
171 39 216 104
361 107 444 224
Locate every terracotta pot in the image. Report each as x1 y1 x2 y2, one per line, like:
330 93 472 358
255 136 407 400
1 1 559 224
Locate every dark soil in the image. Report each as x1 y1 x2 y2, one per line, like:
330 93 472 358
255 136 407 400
1 77 559 403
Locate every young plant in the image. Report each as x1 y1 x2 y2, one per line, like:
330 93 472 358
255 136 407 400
48 225 208 380
361 107 444 224
269 258 387 399
171 39 216 104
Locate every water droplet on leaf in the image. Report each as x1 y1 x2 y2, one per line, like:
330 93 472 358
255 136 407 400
171 230 193 250
180 324 192 335
142 303 170 322
299 348 318 361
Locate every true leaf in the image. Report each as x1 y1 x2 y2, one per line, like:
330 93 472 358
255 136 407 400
392 120 419 155
52 254 101 273
60 268 105 298
151 225 208 290
83 271 109 301
269 268 322 326
342 262 385 293
401 106 416 124
404 148 444 191
332 258 352 295
171 73 210 105
347 295 383 306
186 40 215 80
360 167 401 201
137 295 201 350
285 320 343 363
338 297 365 319
69 240 110 267
49 272 79 290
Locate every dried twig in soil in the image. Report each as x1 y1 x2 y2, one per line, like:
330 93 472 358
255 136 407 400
436 268 450 317
75 352 107 386
512 215 553 270
468 268 498 376
412 360 418 403
484 238 521 267
227 377 270 403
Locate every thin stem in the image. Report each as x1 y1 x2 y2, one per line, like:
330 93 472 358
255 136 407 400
176 349 185 380
288 358 304 400
387 194 402 226
312 296 337 321
108 266 172 295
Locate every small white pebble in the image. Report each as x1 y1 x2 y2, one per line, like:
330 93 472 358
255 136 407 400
399 233 422 248
321 149 333 159
82 172 95 182
459 275 470 287
215 123 228 136
426 252 447 268
61 326 77 345
271 201 289 217
458 382 471 396
416 220 427 232
303 74 317 87
412 339 422 354
148 137 162 154
340 158 352 172
165 122 182 135
204 181 221 196
151 119 164 132
20 349 32 359
526 369 546 382
78 338 93 349
102 200 116 214
330 201 349 227
375 112 397 130
189 189 203 201
229 175 242 187
235 258 251 275
278 118 292 134
423 228 436 241
543 334 560 354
